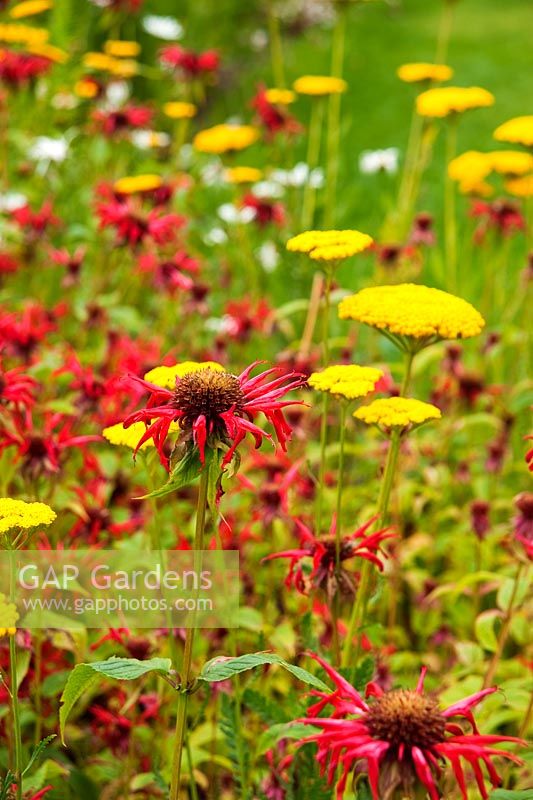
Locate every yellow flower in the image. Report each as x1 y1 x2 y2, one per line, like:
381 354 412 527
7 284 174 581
144 361 225 389
0 593 19 636
25 42 68 63
494 116 533 147
225 166 263 184
113 174 163 194
354 397 441 429
83 52 116 71
309 365 383 400
416 87 494 118
9 0 52 19
104 40 141 58
265 88 296 105
489 150 533 176
338 284 485 344
397 62 453 84
505 174 533 198
448 151 492 192
193 124 260 155
0 23 48 44
286 230 373 262
293 75 347 96
0 498 56 535
74 78 99 99
108 58 138 78
103 422 154 451
163 101 197 119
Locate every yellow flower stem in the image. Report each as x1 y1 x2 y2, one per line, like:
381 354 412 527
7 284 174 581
301 98 325 230
7 545 22 800
482 562 526 689
445 115 459 292
332 401 348 665
169 467 209 800
324 7 347 228
267 1 285 88
316 264 335 535
435 0 456 64
385 96 424 240
341 348 413 670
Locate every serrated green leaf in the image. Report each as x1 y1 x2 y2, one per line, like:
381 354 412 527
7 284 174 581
475 610 502 652
60 657 171 743
199 652 328 691
22 734 56 777
140 448 203 499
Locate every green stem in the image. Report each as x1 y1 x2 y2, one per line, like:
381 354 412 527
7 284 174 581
384 98 424 241
435 0 456 64
267 2 285 88
400 349 414 396
316 391 330 537
324 9 346 228
445 116 458 292
483 563 526 689
9 634 23 800
169 468 209 800
331 402 348 665
301 99 325 230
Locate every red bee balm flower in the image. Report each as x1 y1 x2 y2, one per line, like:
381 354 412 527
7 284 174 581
264 516 394 597
297 654 524 800
124 363 306 469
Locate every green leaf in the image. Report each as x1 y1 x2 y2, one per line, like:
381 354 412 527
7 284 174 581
22 734 56 777
60 657 172 743
199 652 328 691
475 610 502 652
489 791 533 800
141 448 203 499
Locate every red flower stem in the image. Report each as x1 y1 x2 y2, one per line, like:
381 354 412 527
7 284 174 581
169 467 209 800
483 563 526 689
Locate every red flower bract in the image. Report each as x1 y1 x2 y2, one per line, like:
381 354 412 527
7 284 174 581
296 654 524 800
123 362 306 469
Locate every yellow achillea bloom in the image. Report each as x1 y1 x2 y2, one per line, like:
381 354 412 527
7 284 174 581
145 361 225 389
25 42 68 63
339 284 485 344
494 116 533 147
416 87 494 118
163 101 197 119
225 166 263 184
0 23 48 44
286 230 373 262
104 40 141 58
448 151 492 193
113 174 163 194
505 174 533 198
103 421 154 451
0 498 56 534
489 151 533 176
397 62 453 84
293 75 347 96
83 52 116 71
0 593 19 637
309 365 383 400
108 58 138 78
354 397 441 429
265 88 296 105
9 0 52 19
193 124 260 155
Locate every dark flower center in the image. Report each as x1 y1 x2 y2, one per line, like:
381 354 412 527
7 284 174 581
366 690 446 749
173 369 245 427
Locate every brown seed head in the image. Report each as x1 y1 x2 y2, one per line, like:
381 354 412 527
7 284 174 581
173 368 245 428
366 690 446 749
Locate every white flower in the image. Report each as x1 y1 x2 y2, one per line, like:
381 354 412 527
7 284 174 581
105 81 130 108
250 29 268 51
253 180 284 199
130 130 171 149
217 204 255 225
257 241 279 272
28 136 69 163
359 147 399 175
0 192 27 212
203 227 228 246
270 163 324 188
200 162 225 186
142 15 183 40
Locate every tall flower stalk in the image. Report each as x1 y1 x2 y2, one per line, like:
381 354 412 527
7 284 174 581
324 7 347 227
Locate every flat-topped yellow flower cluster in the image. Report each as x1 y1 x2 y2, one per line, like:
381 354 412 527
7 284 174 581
309 365 383 400
416 86 495 118
287 230 373 262
339 284 485 341
354 397 441 429
397 62 453 83
193 124 260 154
0 498 56 534
145 361 225 389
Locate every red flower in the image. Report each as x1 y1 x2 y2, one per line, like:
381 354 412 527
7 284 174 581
0 302 57 361
123 362 305 469
10 200 59 235
514 491 533 560
0 49 53 87
525 434 533 472
0 359 36 413
137 251 198 294
471 199 525 242
50 246 86 286
0 251 19 274
296 654 524 800
263 517 394 597
251 85 301 138
160 45 220 77
96 198 185 247
92 104 153 136
241 193 285 227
